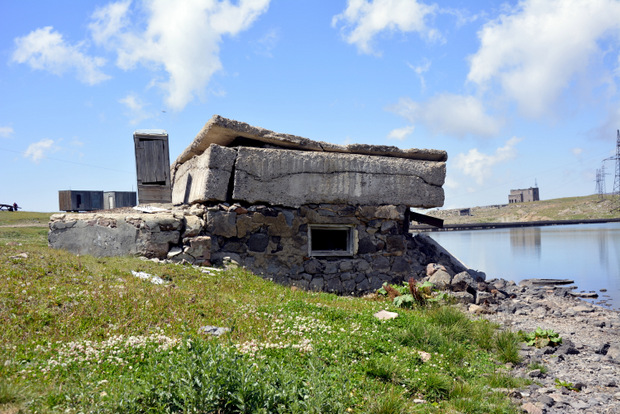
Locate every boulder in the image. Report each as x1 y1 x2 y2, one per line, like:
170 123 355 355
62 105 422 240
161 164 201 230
426 263 446 277
184 236 211 263
465 268 486 282
476 291 495 305
428 269 452 290
451 271 477 292
451 291 475 304
607 343 620 363
183 214 203 238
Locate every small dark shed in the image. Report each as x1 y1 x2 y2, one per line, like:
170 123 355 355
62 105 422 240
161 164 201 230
59 190 104 212
103 191 137 210
134 130 172 204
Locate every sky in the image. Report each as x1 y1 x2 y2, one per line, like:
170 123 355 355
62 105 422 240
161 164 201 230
2 0 620 212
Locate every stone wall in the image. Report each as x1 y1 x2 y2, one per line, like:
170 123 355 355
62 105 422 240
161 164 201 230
49 203 468 295
202 203 417 294
48 212 184 258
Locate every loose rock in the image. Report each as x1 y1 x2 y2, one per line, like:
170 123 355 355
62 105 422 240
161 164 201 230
467 277 620 414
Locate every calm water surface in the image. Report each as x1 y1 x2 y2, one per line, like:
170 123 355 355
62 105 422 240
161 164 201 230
427 223 620 309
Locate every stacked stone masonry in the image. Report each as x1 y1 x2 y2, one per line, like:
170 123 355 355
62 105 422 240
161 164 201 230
48 202 465 295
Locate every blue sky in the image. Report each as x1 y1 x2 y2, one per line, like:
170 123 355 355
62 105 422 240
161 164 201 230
2 0 620 212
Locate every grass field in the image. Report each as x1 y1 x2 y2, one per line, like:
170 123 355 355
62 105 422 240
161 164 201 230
0 211 528 413
426 194 620 225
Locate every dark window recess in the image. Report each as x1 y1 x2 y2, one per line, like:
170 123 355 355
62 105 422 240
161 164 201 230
311 228 349 252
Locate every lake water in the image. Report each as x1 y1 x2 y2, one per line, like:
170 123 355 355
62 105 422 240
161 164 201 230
427 222 620 309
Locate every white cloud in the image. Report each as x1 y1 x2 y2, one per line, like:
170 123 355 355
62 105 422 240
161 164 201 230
24 139 56 163
89 0 132 45
454 137 522 185
572 147 583 156
332 0 439 55
387 125 414 140
407 58 431 90
90 0 270 110
0 126 14 138
71 138 85 147
443 175 459 190
253 28 280 57
389 94 502 138
468 0 620 118
119 93 153 124
12 26 110 85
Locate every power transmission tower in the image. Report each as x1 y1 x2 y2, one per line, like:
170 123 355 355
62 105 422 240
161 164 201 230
595 168 604 199
604 130 620 210
614 130 620 199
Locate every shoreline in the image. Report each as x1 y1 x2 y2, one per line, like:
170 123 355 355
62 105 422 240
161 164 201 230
465 277 620 413
411 217 620 232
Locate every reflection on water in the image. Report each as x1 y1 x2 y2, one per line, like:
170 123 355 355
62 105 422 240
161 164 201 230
598 227 611 273
510 227 541 258
428 223 620 309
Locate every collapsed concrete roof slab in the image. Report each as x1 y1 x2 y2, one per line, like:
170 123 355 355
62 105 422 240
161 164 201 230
171 115 447 209
172 115 448 168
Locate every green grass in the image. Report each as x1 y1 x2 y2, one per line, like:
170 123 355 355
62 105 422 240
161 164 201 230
428 194 620 224
0 211 51 226
0 219 529 413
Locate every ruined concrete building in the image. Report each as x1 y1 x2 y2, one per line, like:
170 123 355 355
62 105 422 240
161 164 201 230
508 187 540 204
49 115 462 294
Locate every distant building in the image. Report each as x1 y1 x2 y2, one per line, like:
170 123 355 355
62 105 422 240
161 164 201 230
509 187 539 204
103 191 137 210
59 190 136 212
59 190 103 212
459 208 471 216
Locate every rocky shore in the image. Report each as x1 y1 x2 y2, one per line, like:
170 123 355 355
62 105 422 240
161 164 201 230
464 278 620 414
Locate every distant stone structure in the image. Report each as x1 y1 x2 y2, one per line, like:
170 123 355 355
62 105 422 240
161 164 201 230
509 187 540 204
49 115 480 294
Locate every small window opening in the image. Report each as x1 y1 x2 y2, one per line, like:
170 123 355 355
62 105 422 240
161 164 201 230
309 225 356 256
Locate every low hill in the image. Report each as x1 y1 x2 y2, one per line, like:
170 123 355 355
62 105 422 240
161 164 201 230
424 194 620 225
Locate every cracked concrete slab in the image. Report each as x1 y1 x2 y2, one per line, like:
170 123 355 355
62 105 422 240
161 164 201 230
171 144 236 205
232 147 445 207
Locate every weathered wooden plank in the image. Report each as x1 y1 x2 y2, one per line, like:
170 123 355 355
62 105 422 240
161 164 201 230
134 130 172 204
